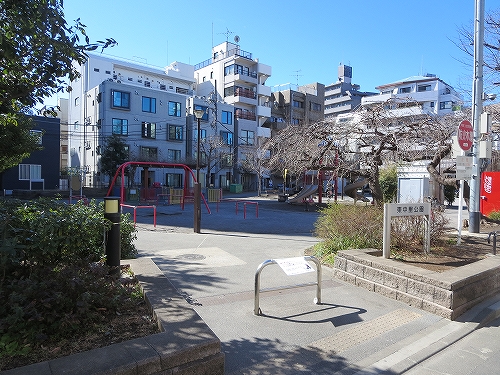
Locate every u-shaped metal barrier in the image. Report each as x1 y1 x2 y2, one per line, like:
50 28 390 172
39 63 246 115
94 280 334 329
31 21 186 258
254 256 321 315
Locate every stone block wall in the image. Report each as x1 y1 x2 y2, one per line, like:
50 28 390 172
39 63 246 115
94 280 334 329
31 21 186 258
333 249 500 320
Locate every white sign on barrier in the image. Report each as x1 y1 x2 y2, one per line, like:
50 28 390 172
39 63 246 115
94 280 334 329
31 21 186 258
275 257 315 276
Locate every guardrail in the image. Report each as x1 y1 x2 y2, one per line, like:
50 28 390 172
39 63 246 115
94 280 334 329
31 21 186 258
121 204 156 228
254 256 321 315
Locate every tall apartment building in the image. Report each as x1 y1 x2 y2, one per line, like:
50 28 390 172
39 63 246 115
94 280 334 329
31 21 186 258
194 41 272 190
67 54 197 188
362 74 462 116
264 83 325 136
324 64 375 119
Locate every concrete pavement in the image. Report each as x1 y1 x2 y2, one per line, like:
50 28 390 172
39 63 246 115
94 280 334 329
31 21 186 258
131 194 500 374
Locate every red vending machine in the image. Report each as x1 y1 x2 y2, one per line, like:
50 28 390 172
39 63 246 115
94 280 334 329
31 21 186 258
480 172 500 217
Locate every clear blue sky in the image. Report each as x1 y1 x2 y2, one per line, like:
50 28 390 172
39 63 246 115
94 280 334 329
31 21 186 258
53 0 498 107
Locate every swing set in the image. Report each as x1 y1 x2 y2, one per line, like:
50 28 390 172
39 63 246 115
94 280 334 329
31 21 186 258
106 161 210 213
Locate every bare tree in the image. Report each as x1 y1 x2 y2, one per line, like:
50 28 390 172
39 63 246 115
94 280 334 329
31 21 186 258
453 10 500 98
263 99 465 207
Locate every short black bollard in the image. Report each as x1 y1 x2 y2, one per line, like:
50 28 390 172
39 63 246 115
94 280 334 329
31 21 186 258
487 231 498 255
104 197 121 277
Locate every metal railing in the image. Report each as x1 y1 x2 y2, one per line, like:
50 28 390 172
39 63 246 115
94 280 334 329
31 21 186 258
254 256 321 315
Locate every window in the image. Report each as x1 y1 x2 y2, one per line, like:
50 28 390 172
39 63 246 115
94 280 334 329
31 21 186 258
140 146 158 161
168 125 183 141
112 90 130 109
30 130 43 144
142 122 156 139
19 164 41 180
194 105 209 121
292 100 304 108
241 130 254 145
168 101 181 116
195 129 207 141
93 68 100 72
166 173 183 187
168 149 181 161
417 84 431 92
221 131 233 145
112 118 128 135
310 102 322 111
399 87 411 94
142 96 156 113
222 110 232 125
439 101 452 110
430 102 435 108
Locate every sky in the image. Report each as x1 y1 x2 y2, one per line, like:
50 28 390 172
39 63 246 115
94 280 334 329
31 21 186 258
50 0 499 107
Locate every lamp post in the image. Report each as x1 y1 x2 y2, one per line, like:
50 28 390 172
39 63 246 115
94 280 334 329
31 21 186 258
193 109 205 233
104 196 121 277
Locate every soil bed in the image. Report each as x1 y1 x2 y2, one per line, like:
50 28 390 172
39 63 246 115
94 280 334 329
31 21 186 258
392 222 500 273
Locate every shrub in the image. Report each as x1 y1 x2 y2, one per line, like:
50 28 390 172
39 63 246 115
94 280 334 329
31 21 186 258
314 204 383 263
488 210 500 221
0 197 139 359
379 164 398 203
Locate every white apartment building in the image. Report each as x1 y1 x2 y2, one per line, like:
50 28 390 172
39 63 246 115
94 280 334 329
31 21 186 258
67 54 197 188
324 65 376 119
362 74 462 116
194 41 272 190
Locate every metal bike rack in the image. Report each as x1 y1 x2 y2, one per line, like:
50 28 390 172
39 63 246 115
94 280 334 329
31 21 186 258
254 255 321 315
488 231 499 255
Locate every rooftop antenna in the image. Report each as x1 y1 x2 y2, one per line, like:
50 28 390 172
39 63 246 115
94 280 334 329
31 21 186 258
219 27 234 42
291 70 303 87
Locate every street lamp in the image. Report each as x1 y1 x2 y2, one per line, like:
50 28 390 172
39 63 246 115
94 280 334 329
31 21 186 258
193 108 205 233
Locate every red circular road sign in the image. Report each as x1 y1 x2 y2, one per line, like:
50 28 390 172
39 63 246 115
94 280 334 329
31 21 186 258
458 120 473 151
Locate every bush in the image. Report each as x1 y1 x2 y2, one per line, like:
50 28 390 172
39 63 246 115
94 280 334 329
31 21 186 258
379 164 398 203
488 210 500 221
314 204 384 263
0 198 138 358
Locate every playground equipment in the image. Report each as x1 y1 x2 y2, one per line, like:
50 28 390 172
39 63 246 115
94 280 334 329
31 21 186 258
287 185 318 204
106 161 210 214
344 178 370 202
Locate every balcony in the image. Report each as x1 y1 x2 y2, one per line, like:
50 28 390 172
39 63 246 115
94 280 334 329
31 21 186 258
235 109 256 121
257 105 271 118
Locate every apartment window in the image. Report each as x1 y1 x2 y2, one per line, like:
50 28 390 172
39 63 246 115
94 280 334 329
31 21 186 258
399 87 411 94
168 125 183 141
292 100 304 108
166 173 183 187
195 129 207 141
430 102 435 108
168 149 181 162
93 68 100 72
194 105 209 121
142 96 156 113
439 101 452 110
417 84 431 92
241 130 254 145
142 122 156 139
310 102 322 111
168 101 181 116
222 110 232 125
19 164 41 180
111 90 130 109
221 131 233 145
112 118 128 135
140 146 158 161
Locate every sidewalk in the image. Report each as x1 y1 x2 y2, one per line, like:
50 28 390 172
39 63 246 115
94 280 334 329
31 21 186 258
132 195 500 374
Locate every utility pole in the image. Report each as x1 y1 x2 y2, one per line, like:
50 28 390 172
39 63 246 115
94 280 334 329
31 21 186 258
469 0 485 233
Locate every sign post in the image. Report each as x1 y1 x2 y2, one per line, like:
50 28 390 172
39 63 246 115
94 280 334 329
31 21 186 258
383 203 431 258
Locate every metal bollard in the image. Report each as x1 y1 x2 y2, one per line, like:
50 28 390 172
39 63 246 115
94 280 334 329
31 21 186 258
487 231 498 255
104 197 121 277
